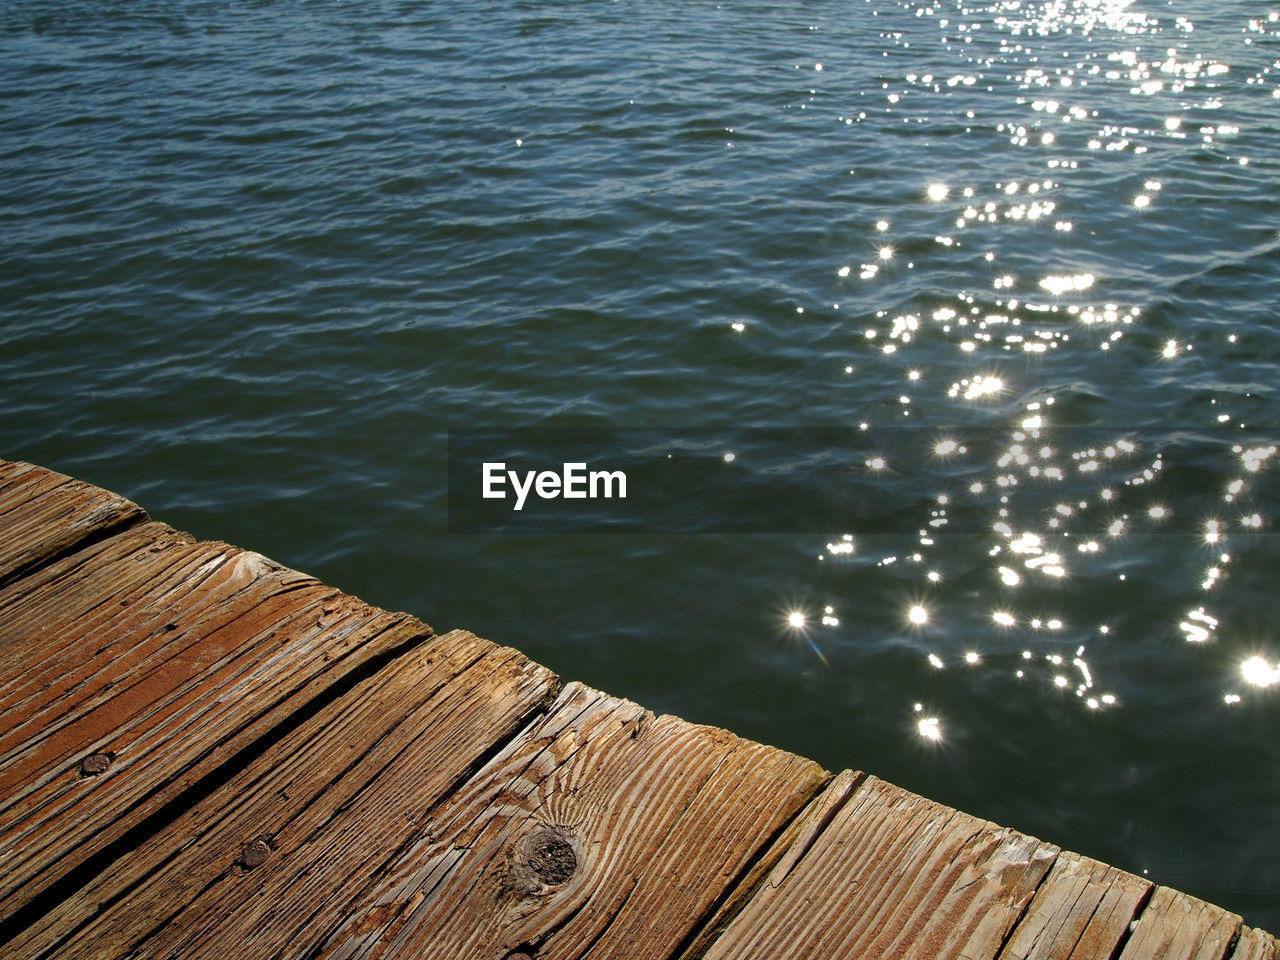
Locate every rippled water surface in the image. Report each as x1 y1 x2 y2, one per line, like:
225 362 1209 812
3 0 1278 930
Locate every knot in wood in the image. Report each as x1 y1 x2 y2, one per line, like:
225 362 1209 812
513 825 578 888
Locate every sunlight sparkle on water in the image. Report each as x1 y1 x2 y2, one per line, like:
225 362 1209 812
769 0 1279 800
787 611 807 630
953 375 1004 400
1039 273 1095 295
826 534 855 556
1179 608 1217 643
1240 445 1278 472
1241 656 1280 688
917 716 942 741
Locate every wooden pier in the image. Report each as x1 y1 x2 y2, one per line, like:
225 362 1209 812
0 458 1273 960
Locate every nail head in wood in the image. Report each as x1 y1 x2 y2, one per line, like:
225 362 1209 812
80 753 111 776
241 838 271 870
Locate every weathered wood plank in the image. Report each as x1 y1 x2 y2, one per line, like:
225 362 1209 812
0 517 430 923
998 850 1152 960
14 677 825 960
7 629 558 960
2 458 1274 960
697 774 1060 960
0 460 146 586
308 681 827 960
1231 927 1278 960
680 767 867 959
1119 886 1242 960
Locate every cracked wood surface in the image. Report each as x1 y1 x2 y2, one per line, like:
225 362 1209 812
8 629 558 960
1119 886 1242 960
1231 927 1278 960
0 461 431 920
311 681 826 960
998 850 1152 960
698 774 1062 960
11 675 826 960
0 459 1273 959
0 460 146 586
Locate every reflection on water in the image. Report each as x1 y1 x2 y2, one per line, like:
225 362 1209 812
917 712 944 741
784 0 1279 741
2 0 1278 932
799 413 1275 720
1241 655 1280 688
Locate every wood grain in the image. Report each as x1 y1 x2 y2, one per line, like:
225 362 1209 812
698 774 1060 960
0 460 146 586
999 850 1152 960
1231 927 1278 960
12 674 824 960
1119 886 1241 960
1 459 1274 960
680 767 867 959
0 516 430 921
7 629 557 960
304 680 826 960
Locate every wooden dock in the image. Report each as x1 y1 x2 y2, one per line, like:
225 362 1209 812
0 457 1273 960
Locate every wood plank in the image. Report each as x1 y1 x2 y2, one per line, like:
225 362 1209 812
0 460 146 587
309 682 827 960
12 677 825 960
1119 886 1241 960
998 850 1152 960
1231 927 1278 960
0 518 431 924
7 629 558 960
680 767 867 958
697 774 1060 960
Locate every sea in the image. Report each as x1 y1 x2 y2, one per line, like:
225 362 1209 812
3 0 1278 933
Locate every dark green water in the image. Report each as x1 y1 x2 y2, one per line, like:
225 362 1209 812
3 0 1278 930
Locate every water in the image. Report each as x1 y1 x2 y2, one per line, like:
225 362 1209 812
3 0 1278 931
